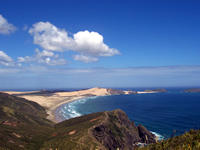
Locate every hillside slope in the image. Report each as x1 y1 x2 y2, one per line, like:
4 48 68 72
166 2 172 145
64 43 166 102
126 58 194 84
0 92 54 150
41 109 155 150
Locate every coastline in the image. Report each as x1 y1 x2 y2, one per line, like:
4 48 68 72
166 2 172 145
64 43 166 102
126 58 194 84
53 95 107 122
46 95 87 122
52 95 165 141
1 88 168 140
1 88 111 122
1 87 165 123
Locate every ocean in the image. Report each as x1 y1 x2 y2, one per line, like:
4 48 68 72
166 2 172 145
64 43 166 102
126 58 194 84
55 88 200 139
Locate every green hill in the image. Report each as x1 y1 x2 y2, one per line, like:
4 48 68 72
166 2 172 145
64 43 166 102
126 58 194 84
41 109 156 150
0 92 54 150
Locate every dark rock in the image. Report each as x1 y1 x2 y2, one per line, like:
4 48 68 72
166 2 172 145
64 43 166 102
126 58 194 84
91 109 155 150
137 124 156 144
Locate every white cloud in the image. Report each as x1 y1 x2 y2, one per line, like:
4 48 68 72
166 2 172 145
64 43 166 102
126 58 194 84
17 56 31 63
29 22 73 51
29 22 119 62
0 51 13 66
0 14 16 34
73 54 98 63
73 31 119 56
35 49 54 57
18 49 67 66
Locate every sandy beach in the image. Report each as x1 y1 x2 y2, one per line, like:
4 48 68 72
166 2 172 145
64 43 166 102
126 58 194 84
3 88 112 122
2 87 162 122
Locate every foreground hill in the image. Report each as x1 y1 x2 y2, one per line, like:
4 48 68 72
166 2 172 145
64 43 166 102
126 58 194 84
0 92 54 150
41 110 156 150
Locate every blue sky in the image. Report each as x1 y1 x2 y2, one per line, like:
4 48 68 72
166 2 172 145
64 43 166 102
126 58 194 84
0 0 200 89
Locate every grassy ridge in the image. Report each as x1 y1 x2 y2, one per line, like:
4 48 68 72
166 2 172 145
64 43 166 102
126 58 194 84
0 92 54 149
41 112 105 150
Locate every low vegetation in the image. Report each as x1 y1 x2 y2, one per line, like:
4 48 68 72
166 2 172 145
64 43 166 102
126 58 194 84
0 92 54 150
138 130 200 150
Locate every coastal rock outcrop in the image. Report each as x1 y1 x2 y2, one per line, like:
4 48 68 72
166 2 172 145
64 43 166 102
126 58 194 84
137 124 156 144
91 109 156 150
41 109 156 150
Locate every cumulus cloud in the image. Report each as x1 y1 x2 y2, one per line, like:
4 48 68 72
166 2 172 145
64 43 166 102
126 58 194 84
73 54 98 63
18 49 67 66
0 51 14 66
0 14 16 34
17 56 32 63
29 22 119 62
29 22 73 51
73 31 119 56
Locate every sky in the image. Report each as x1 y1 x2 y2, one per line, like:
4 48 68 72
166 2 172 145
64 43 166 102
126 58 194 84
0 0 200 89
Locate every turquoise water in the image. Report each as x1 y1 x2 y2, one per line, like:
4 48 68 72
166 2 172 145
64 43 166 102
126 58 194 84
55 90 200 139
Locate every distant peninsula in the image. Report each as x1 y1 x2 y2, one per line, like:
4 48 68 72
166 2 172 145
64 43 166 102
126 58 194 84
137 89 167 94
184 88 200 93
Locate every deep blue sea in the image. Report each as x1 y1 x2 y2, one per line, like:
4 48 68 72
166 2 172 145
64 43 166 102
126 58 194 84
55 89 200 139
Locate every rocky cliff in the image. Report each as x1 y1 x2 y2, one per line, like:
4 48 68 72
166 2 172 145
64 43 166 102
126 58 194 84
41 109 156 150
91 109 156 150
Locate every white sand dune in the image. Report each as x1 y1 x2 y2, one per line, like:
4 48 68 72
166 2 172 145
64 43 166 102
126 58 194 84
56 87 109 97
3 88 110 122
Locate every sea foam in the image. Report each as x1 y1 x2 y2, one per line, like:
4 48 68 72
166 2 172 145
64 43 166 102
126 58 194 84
151 131 165 140
59 96 99 120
